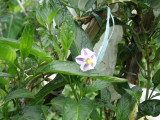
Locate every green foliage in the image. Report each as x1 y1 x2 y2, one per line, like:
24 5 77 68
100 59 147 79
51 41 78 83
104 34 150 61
29 76 66 105
116 86 142 120
85 79 110 94
152 69 160 87
11 105 48 120
51 96 65 112
19 23 34 60
60 17 75 59
36 2 59 30
37 60 127 82
0 37 52 62
1 13 24 39
4 89 34 103
136 100 160 119
0 43 16 63
85 0 97 10
0 0 160 119
63 97 93 120
0 72 13 77
70 23 93 59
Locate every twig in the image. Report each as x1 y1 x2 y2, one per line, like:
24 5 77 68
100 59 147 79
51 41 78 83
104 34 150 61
17 0 28 16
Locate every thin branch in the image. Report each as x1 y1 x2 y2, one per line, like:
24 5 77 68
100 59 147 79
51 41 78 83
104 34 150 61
17 0 28 16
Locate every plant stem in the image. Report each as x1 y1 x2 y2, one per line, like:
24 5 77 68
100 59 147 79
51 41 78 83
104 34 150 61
68 75 79 102
148 86 156 99
60 74 79 102
140 23 152 100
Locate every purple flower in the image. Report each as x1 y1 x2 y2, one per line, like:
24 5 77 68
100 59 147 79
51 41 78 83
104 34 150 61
75 48 97 72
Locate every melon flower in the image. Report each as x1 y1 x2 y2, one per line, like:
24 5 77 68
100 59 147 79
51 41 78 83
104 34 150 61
75 48 97 72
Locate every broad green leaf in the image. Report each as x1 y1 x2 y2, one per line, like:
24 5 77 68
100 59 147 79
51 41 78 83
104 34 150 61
116 86 142 120
70 23 93 59
12 105 48 120
53 0 69 26
85 79 110 93
68 0 79 8
37 60 127 83
19 23 34 60
60 17 75 59
90 108 101 120
92 12 103 27
51 38 63 60
48 8 59 26
51 96 65 112
133 0 160 9
10 114 29 120
85 0 96 10
29 76 66 105
101 88 111 103
124 89 137 102
36 4 50 29
63 98 93 120
113 82 130 95
1 13 24 39
105 103 117 112
0 37 52 62
0 43 16 63
0 72 12 77
152 69 160 87
136 100 160 119
0 77 7 90
116 94 135 120
4 89 34 103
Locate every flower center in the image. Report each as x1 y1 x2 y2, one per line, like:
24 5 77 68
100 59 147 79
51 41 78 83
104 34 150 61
86 58 92 65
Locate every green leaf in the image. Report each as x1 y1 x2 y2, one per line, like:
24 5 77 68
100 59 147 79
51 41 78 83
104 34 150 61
151 93 160 99
70 23 93 59
133 0 160 9
90 108 101 120
37 60 127 83
136 100 160 119
68 0 79 8
1 13 24 39
85 79 110 93
85 0 96 10
0 43 16 63
0 72 13 77
152 69 160 87
53 0 69 26
36 4 49 29
29 76 66 105
124 89 138 102
51 96 65 112
48 8 59 26
19 23 34 60
116 86 142 120
4 89 34 103
113 82 130 95
63 98 93 120
101 88 111 103
14 105 48 120
0 37 52 62
0 77 7 90
60 17 75 59
116 91 136 120
92 12 103 27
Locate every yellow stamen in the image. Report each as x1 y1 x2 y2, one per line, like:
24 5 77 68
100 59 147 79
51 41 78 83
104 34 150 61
86 58 92 65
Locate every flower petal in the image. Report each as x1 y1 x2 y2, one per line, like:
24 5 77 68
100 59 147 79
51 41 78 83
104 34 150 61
81 48 93 57
91 54 97 67
80 63 94 72
75 55 85 64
